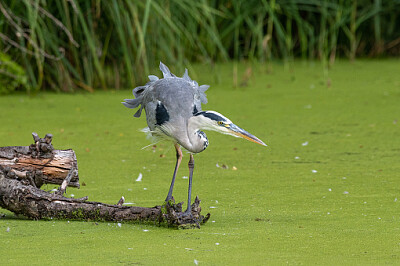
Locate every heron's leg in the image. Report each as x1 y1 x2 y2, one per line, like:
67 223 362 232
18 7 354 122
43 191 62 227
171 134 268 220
165 143 182 202
185 154 195 213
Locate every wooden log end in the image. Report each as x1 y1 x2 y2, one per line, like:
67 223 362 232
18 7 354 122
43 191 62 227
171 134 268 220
0 133 80 188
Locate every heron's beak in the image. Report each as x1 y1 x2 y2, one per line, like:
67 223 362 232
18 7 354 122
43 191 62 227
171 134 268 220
227 123 267 146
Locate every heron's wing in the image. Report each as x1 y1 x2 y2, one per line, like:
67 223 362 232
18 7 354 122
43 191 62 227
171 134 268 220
122 61 210 126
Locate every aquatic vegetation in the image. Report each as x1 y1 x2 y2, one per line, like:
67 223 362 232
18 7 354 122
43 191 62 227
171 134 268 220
0 60 399 264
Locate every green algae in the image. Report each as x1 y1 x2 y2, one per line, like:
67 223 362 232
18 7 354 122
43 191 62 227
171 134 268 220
1 60 400 264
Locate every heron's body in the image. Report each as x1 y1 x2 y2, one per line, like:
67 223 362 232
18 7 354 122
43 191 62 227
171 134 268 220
123 62 266 215
143 79 208 153
123 64 210 153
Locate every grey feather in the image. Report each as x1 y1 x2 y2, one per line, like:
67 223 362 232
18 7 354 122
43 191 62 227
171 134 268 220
148 75 159 82
134 106 144 117
159 62 176 78
122 97 144 117
122 98 141 109
199 84 209 93
181 67 208 104
199 85 209 104
132 86 146 98
182 69 191 81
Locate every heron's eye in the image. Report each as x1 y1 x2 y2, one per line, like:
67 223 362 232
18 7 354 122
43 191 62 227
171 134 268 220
217 121 224 126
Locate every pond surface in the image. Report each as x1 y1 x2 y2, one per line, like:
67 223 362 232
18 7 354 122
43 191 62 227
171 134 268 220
0 60 399 264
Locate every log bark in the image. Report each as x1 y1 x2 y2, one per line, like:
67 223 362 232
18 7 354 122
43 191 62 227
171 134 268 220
0 133 210 228
0 133 79 188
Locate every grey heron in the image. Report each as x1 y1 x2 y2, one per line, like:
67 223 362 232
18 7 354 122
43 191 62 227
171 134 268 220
122 62 266 216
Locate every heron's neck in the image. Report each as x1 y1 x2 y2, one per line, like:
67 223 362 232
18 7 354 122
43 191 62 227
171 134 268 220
179 115 209 153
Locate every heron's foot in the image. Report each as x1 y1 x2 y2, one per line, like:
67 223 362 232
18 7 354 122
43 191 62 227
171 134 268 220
178 209 193 219
159 196 210 229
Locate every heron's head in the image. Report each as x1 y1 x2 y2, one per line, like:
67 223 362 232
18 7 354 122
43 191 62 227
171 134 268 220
193 111 267 146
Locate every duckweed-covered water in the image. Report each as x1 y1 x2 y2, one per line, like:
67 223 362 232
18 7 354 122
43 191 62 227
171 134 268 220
1 60 399 264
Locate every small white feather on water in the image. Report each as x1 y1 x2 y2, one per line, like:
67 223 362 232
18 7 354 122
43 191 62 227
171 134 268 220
136 173 143 182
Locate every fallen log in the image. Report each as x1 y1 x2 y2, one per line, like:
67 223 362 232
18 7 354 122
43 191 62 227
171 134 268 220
0 133 79 188
0 171 209 228
0 133 210 228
